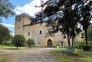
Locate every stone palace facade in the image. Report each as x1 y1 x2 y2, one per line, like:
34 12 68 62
14 14 81 47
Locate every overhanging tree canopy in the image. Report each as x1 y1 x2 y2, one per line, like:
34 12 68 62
0 0 15 19
0 0 15 43
34 0 92 47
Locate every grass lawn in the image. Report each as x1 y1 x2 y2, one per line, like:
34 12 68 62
0 45 28 50
75 50 92 62
52 48 92 62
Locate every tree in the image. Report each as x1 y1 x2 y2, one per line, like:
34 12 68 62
87 27 92 41
87 27 92 47
35 0 92 47
12 34 26 49
0 0 15 44
59 8 81 47
0 0 15 19
79 2 92 45
9 30 13 40
0 24 10 44
27 38 35 47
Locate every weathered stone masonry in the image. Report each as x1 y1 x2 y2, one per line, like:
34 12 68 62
15 14 81 47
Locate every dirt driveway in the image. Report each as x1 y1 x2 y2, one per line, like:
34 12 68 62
0 48 61 62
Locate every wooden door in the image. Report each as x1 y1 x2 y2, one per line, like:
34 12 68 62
47 39 52 47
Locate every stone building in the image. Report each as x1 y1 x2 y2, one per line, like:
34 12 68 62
14 14 81 47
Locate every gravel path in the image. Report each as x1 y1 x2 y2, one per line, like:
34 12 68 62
0 48 61 62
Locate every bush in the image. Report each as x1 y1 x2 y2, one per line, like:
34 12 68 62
27 38 35 47
74 40 86 49
74 40 91 51
83 45 91 51
12 34 26 48
87 27 92 41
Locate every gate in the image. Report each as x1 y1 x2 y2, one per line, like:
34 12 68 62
47 39 52 47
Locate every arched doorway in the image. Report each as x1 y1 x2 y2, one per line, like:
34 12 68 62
47 39 52 47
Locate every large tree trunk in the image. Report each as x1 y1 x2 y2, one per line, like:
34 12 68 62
67 34 70 47
17 46 18 49
72 37 74 47
85 29 88 45
72 28 74 47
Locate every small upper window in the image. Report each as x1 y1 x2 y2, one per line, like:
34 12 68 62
40 30 42 35
18 19 20 22
28 32 30 36
63 36 66 39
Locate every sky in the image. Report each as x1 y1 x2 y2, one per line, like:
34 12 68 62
1 0 47 36
1 0 92 36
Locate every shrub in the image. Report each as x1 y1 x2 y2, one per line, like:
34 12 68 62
87 27 92 41
83 45 91 51
55 44 61 47
74 40 91 51
27 38 35 47
12 34 26 48
74 42 81 48
74 40 86 49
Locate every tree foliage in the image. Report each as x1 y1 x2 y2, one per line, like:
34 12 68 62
0 0 15 19
74 40 86 48
79 1 92 45
35 0 92 47
87 27 92 41
0 24 10 43
27 38 35 47
12 34 26 48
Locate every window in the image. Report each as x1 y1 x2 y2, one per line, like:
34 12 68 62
81 33 84 38
61 42 63 45
18 19 20 22
28 32 30 36
40 30 42 35
63 36 66 39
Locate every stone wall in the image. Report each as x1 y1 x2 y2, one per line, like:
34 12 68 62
15 14 82 47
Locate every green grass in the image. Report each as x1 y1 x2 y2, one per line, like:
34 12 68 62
52 48 78 62
75 50 92 62
0 45 28 50
52 48 92 62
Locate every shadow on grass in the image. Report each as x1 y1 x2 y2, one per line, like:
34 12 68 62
54 50 81 57
2 48 18 50
52 48 87 62
0 45 28 50
2 47 29 50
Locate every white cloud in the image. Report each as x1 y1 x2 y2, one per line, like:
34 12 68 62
1 23 14 28
78 23 83 30
90 18 92 23
14 0 48 16
10 32 14 36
